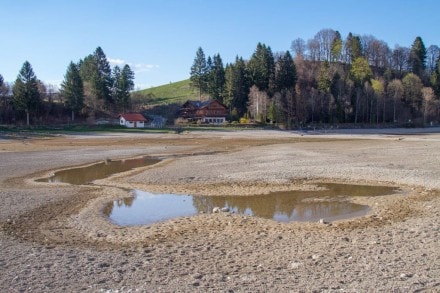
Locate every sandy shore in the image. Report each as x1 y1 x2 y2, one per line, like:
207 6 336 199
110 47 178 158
1 129 439 292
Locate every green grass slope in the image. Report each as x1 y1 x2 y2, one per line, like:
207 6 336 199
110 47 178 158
137 79 196 105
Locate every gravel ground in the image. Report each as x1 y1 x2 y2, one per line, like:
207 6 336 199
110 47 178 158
0 129 439 292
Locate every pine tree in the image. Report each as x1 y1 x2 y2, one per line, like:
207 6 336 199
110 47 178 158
345 33 363 63
247 43 275 93
351 36 363 61
274 51 297 92
93 46 113 104
207 54 225 102
344 33 354 64
111 66 122 108
409 36 427 77
78 54 97 82
12 61 40 126
224 64 234 109
274 51 297 128
78 47 113 108
224 56 250 117
331 31 343 62
61 62 84 121
119 65 135 112
190 47 208 99
111 65 135 113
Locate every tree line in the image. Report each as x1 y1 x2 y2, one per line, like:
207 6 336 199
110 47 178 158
0 47 134 126
190 29 440 127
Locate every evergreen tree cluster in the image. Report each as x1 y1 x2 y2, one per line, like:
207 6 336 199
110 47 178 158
190 29 440 127
190 45 297 123
1 47 135 125
76 47 135 116
12 61 40 126
190 47 226 102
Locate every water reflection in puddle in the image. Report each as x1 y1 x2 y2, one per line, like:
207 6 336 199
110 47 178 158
38 157 160 185
104 183 399 226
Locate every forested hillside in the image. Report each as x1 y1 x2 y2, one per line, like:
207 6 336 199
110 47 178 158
1 28 439 127
189 29 440 127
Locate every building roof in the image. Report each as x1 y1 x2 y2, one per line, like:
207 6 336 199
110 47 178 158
119 113 147 122
184 99 227 109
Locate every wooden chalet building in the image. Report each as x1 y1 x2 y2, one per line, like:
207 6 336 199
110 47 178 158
179 100 228 124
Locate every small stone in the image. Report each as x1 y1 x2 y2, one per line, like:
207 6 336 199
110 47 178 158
319 219 329 224
221 207 230 212
112 272 123 283
96 232 106 237
193 273 203 280
400 273 412 279
290 262 303 269
98 262 110 268
312 254 320 260
212 207 221 213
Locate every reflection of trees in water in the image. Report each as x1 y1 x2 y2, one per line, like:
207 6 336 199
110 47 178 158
192 192 302 219
105 183 397 222
190 183 395 221
123 197 135 207
102 202 113 216
192 196 216 213
102 197 135 217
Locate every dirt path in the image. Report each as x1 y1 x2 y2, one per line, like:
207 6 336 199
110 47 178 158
1 129 439 292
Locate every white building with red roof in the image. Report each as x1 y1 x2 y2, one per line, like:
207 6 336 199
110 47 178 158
118 113 147 128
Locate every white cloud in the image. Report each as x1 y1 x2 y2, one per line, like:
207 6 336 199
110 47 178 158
108 58 125 66
108 57 159 73
132 63 159 73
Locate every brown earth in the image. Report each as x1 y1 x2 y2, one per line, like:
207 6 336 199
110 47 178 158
0 129 439 292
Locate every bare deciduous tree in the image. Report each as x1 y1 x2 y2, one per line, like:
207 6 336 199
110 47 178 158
387 79 404 123
314 29 336 62
422 87 435 124
307 38 320 62
291 38 306 58
248 85 269 122
426 45 440 75
392 46 410 76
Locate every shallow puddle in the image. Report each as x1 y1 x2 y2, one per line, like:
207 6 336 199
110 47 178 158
38 157 160 185
104 183 399 226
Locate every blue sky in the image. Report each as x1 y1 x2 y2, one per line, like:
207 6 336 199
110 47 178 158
1 0 439 90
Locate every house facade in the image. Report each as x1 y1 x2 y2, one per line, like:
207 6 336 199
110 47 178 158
118 113 147 128
179 100 228 124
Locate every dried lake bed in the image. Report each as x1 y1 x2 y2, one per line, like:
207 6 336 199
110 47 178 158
1 129 440 292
